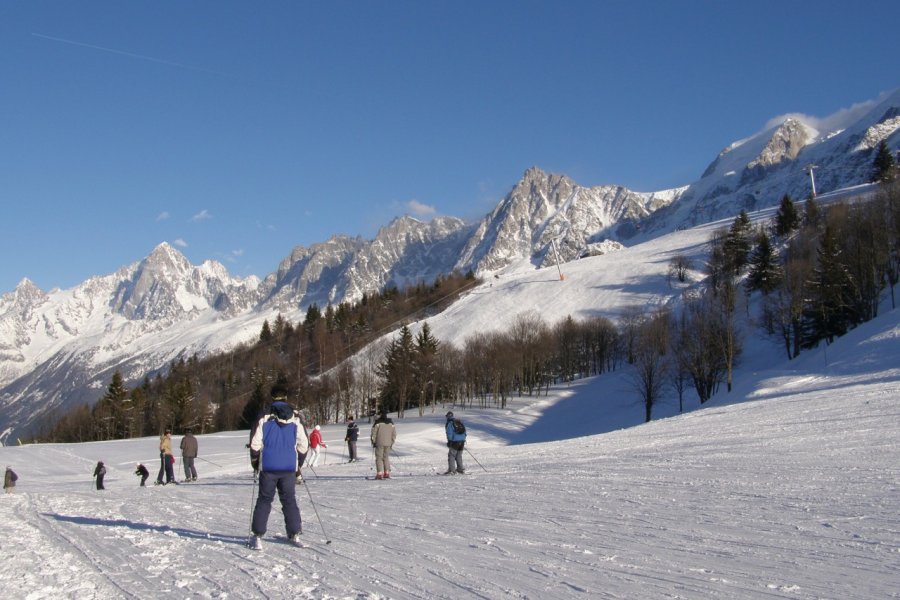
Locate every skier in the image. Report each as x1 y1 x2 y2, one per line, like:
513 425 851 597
180 428 199 482
444 411 466 475
308 425 327 467
370 410 396 480
248 399 309 550
4 466 18 494
94 461 107 490
345 416 359 462
156 430 177 485
135 463 150 487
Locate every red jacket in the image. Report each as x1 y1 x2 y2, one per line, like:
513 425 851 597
309 429 326 449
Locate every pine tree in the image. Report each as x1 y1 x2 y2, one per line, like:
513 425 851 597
802 224 855 347
303 303 322 328
872 139 896 183
724 210 753 275
96 370 130 440
774 194 800 237
804 196 820 228
413 322 440 415
377 325 415 417
259 319 273 343
746 230 782 295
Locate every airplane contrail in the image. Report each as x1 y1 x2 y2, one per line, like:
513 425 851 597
31 32 229 77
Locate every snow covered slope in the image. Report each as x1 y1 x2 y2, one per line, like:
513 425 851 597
0 299 897 599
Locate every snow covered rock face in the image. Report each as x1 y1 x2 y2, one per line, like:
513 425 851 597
112 242 257 322
741 118 814 185
457 167 680 272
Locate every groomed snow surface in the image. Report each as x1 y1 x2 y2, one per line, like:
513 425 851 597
1 302 898 599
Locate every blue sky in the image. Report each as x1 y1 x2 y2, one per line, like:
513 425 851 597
1 1 898 294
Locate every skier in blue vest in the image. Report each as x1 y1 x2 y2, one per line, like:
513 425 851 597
248 399 309 549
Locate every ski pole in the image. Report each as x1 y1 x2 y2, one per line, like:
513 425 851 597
196 456 222 467
247 476 258 536
465 446 488 472
300 477 332 544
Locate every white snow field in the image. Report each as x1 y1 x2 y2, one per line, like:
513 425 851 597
1 300 898 599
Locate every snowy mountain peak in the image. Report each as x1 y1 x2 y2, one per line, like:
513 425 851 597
9 277 47 307
854 106 900 152
750 118 816 167
145 241 192 274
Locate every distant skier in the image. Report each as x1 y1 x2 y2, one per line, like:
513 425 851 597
370 410 396 480
248 399 309 550
444 411 466 475
180 428 199 482
345 416 359 462
94 461 107 490
308 425 327 467
135 463 150 487
4 466 18 494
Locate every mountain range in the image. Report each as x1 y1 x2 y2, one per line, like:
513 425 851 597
2 89 898 442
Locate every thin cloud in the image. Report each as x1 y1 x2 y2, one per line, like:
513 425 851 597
191 209 212 222
764 94 887 134
406 200 437 217
156 211 170 222
173 239 188 248
31 33 230 77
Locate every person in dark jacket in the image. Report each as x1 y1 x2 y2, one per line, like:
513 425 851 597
135 463 150 486
180 429 199 482
248 400 310 550
94 461 107 490
345 416 359 462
